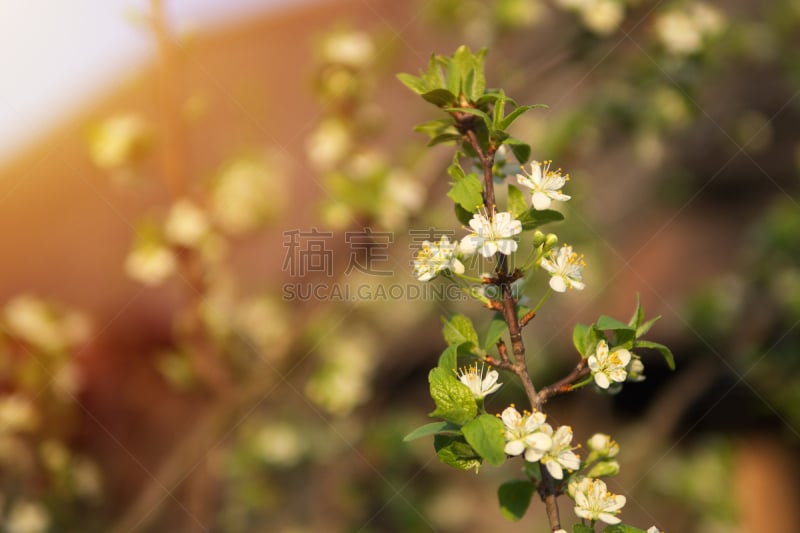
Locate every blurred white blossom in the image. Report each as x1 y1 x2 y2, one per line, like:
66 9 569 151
211 157 285 235
307 119 351 170
4 296 90 353
322 31 375 68
5 500 49 533
89 113 150 170
655 3 725 55
0 395 38 434
124 242 177 286
164 199 210 248
254 422 308 468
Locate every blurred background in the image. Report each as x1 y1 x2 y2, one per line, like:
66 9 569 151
0 0 798 531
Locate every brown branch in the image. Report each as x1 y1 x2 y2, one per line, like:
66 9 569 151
149 0 189 198
536 359 589 406
538 468 562 531
460 102 564 531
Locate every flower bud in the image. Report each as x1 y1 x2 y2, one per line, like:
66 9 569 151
587 459 620 478
532 230 546 247
544 233 559 250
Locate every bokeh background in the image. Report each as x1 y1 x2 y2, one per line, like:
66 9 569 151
0 0 799 532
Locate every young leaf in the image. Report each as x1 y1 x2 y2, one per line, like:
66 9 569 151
492 90 507 130
403 421 461 441
596 315 635 332
483 313 507 351
517 208 564 231
497 480 536 521
428 367 477 425
636 316 661 338
628 293 644 329
434 434 482 471
455 203 474 226
507 185 528 219
503 137 531 164
428 133 463 147
422 88 456 107
461 414 506 466
438 344 459 371
396 73 427 95
603 525 650 533
442 314 480 348
634 340 676 370
447 173 483 212
572 323 590 357
498 104 547 131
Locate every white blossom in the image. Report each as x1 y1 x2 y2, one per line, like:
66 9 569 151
540 425 581 480
515 160 570 211
572 477 626 525
647 527 662 533
460 211 522 258
413 236 465 281
457 363 502 400
588 340 631 389
501 406 553 463
540 244 586 292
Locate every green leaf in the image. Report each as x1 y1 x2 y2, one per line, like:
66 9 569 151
447 154 466 180
613 328 637 350
596 315 635 332
573 525 595 533
414 118 452 136
470 48 487 99
603 525 650 533
483 313 507 351
503 137 531 164
636 316 661 338
448 173 484 212
517 208 564 231
428 133 463 147
634 340 676 370
455 203 474 226
422 88 456 107
428 367 477 425
628 293 644 329
423 54 446 89
498 104 545 131
403 421 461 441
396 73 427 95
498 480 536 521
438 344 459 371
434 434 482 471
442 314 480 349
492 90 507 130
572 323 590 357
507 185 528 219
523 461 542 482
461 414 506 466
475 92 501 106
